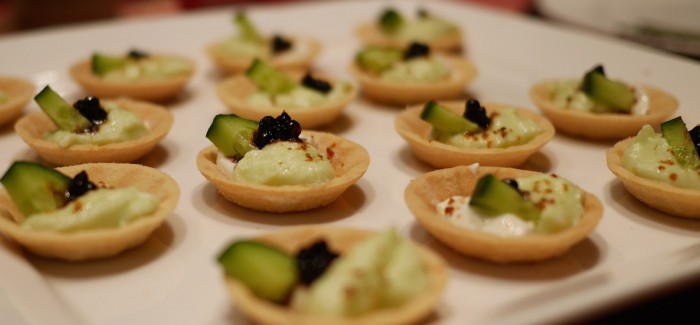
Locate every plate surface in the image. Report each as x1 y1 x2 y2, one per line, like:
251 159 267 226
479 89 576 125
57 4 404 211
1 1 700 324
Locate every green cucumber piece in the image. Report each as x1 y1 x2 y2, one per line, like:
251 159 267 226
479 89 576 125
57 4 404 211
218 240 298 303
581 70 635 112
234 12 263 44
420 101 480 135
355 47 403 73
379 8 404 33
91 53 129 76
469 174 540 221
206 114 259 159
1 161 70 216
245 59 297 95
661 116 700 169
34 86 93 132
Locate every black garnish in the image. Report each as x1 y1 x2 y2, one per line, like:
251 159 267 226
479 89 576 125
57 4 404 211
296 240 339 285
271 34 292 54
463 99 490 129
65 171 97 202
417 7 429 18
503 178 527 198
253 111 302 148
403 42 430 60
73 96 107 125
301 73 332 94
127 49 149 60
589 64 605 76
690 125 700 156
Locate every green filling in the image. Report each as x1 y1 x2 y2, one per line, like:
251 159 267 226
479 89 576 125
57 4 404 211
433 108 542 149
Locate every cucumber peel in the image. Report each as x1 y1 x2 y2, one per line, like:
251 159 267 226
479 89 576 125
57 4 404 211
206 114 259 159
0 161 70 216
92 53 129 76
581 68 635 112
245 59 297 95
355 47 403 74
420 101 480 135
34 86 94 132
469 174 541 221
661 116 700 169
234 12 264 44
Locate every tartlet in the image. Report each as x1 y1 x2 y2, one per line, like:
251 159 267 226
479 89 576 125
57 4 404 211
217 72 357 129
395 101 555 168
222 226 448 325
15 98 173 166
405 166 603 263
196 131 369 213
207 36 320 75
350 55 476 106
529 81 678 140
607 137 700 219
0 77 35 127
69 55 195 102
0 163 179 261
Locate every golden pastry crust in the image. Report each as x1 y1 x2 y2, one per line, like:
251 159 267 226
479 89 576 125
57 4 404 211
355 23 462 53
216 72 357 129
206 36 321 75
405 166 603 263
349 55 477 106
196 131 369 213
529 81 678 140
395 101 555 168
14 98 173 166
69 55 195 102
607 137 700 218
0 77 35 127
222 226 448 325
0 163 179 261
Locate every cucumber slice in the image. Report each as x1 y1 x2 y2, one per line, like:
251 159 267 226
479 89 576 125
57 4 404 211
91 53 129 76
206 114 259 159
469 174 540 221
355 47 403 73
581 70 635 112
661 116 700 169
379 8 404 33
245 59 297 95
218 240 298 303
34 86 94 132
420 101 480 135
234 12 263 44
1 161 70 216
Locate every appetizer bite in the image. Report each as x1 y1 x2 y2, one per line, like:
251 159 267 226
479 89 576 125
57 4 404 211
395 99 554 168
0 77 34 127
15 86 173 166
70 49 195 102
0 161 179 261
529 65 677 140
350 42 476 105
405 166 603 263
217 227 447 325
607 116 700 218
217 59 356 128
207 12 320 74
196 112 369 213
356 7 462 53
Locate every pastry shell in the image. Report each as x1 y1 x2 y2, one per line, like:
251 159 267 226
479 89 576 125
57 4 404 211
529 81 677 140
222 226 448 325
355 23 462 53
405 166 603 263
0 163 179 261
196 131 369 213
206 36 320 75
349 55 477 106
395 101 555 168
217 72 357 129
607 137 700 219
15 98 173 166
0 77 35 127
69 55 195 102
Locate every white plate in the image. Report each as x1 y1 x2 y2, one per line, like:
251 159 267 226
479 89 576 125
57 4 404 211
1 0 700 324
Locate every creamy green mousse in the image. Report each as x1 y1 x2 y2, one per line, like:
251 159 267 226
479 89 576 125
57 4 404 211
227 141 335 186
44 101 148 147
623 125 700 190
245 82 352 109
293 229 427 316
390 17 457 42
102 56 192 81
22 187 159 231
517 174 585 233
433 108 542 149
380 57 450 82
219 37 267 58
550 80 649 115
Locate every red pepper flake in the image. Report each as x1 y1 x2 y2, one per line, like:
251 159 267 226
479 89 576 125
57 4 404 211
326 146 336 160
658 165 666 171
444 206 455 216
72 200 83 213
305 153 313 161
670 173 678 181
